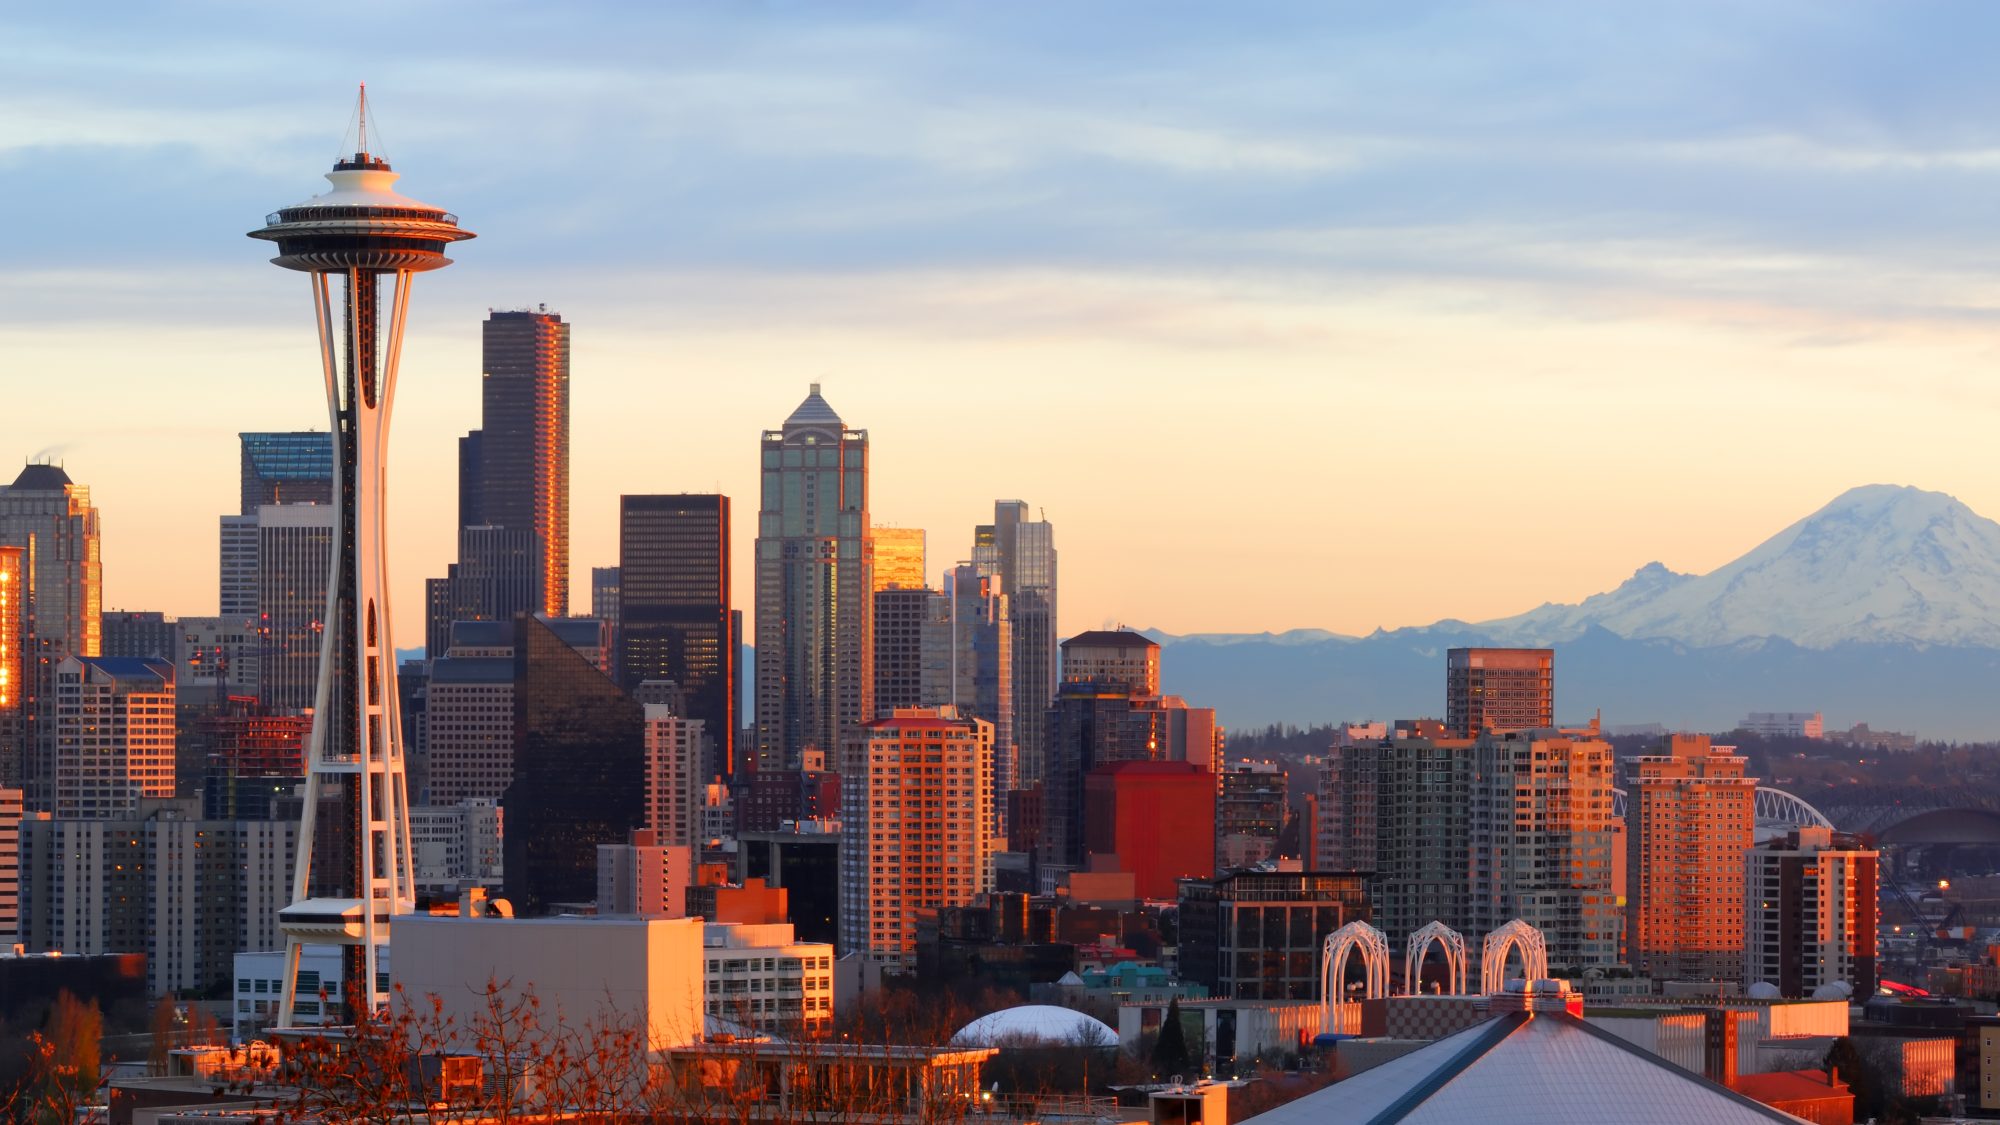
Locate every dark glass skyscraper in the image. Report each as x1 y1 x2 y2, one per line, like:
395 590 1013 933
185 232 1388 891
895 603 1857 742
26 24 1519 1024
618 495 734 778
238 432 333 514
475 308 570 617
503 615 643 914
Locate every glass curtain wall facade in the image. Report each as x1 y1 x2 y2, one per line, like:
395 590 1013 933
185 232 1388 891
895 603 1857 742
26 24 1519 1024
753 386 871 772
238 432 333 513
619 495 733 779
503 615 644 914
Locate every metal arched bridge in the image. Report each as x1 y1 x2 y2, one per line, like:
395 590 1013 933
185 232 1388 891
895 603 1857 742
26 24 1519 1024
1610 786 2000 845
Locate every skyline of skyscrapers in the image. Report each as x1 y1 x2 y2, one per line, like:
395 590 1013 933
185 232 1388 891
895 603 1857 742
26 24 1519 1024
754 384 872 773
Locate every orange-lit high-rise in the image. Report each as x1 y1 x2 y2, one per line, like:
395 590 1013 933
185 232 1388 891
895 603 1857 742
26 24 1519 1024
1626 733 1756 981
1445 647 1552 737
840 707 993 966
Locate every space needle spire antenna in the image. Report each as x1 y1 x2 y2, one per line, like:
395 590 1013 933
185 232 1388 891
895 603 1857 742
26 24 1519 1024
249 90 473 1029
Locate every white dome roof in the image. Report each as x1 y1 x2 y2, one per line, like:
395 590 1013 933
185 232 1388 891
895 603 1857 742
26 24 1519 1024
951 1005 1118 1047
1811 981 1854 1001
1746 981 1781 1000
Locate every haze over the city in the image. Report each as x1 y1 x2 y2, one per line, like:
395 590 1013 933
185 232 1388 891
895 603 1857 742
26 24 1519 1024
8 3 2000 645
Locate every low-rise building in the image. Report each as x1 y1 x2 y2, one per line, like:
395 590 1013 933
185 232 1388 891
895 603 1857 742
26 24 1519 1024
701 921 834 1034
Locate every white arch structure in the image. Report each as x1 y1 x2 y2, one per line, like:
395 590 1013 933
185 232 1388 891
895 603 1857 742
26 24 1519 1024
1320 920 1390 1034
1611 785 1833 830
1754 786 1834 829
1403 921 1468 996
1479 919 1549 996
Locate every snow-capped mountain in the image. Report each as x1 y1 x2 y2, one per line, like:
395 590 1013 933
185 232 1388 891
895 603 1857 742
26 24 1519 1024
1474 484 2000 649
1148 485 2000 738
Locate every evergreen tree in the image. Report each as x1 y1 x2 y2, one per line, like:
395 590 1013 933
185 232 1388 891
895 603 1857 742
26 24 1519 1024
1150 998 1194 1080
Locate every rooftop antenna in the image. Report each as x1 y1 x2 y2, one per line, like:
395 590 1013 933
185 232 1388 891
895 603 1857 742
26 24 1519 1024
356 83 368 156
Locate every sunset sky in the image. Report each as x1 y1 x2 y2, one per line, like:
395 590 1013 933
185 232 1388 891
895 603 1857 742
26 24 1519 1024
6 3 2000 645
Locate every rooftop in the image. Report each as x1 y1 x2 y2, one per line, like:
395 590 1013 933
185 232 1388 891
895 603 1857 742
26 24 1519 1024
1242 1011 1804 1125
783 382 845 428
9 463 73 490
1062 629 1158 649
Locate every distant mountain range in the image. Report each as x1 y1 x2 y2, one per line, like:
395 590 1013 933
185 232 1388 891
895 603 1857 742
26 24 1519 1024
1152 485 2000 742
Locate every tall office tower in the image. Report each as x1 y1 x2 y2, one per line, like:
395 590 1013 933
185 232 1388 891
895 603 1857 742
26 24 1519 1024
503 615 644 915
642 703 708 847
476 307 570 616
1468 727 1619 968
1216 761 1287 870
619 495 734 778
1744 828 1879 997
942 564 1013 805
223 434 334 651
1318 731 1476 945
754 385 872 772
0 463 103 661
248 92 470 1026
1 464 102 810
1626 733 1756 982
1060 630 1158 694
239 431 334 512
53 655 175 819
871 586 950 714
870 528 926 591
254 504 335 714
973 502 1056 787
1082 760 1214 899
840 708 994 965
592 565 621 643
0 786 20 942
1445 647 1553 737
101 611 176 660
0 547 22 786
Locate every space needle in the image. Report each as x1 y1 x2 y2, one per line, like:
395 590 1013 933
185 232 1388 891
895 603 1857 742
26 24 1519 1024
248 87 473 1027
